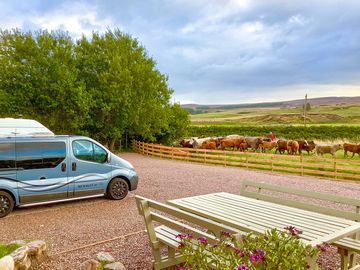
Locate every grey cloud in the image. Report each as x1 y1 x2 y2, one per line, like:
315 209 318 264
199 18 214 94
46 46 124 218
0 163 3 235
0 0 359 103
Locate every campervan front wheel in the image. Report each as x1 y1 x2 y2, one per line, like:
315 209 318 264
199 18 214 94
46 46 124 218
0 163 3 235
107 178 129 200
0 191 14 218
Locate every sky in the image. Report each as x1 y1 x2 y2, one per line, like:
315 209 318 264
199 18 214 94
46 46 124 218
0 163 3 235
0 0 359 104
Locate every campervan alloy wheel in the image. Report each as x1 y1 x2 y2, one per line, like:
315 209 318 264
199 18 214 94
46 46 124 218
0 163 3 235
107 178 129 200
0 191 14 218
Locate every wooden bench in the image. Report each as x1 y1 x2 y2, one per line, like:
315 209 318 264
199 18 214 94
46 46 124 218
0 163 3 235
240 180 360 270
135 195 243 270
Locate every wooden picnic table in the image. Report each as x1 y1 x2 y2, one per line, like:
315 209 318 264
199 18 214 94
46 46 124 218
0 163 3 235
167 192 360 247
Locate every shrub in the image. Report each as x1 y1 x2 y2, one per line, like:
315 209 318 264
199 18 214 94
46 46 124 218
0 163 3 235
177 227 327 270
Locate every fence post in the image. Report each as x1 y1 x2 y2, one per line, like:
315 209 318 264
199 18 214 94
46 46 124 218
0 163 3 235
171 146 174 160
142 142 145 155
204 150 207 164
300 155 304 176
246 153 249 168
334 158 337 179
271 155 274 172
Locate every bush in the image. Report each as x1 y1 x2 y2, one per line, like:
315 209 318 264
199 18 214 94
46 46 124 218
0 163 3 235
177 227 327 270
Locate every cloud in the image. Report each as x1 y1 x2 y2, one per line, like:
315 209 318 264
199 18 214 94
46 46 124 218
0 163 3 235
0 0 359 104
0 1 116 38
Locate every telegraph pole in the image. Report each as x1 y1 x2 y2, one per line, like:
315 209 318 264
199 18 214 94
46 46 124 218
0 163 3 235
304 94 308 128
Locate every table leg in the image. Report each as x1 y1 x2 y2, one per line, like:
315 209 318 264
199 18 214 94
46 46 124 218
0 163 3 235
339 248 350 270
306 255 319 270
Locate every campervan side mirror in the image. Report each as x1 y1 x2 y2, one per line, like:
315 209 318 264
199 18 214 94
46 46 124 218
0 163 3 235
106 152 111 163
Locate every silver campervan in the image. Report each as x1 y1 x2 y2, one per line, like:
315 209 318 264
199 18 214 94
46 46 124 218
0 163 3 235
0 119 138 217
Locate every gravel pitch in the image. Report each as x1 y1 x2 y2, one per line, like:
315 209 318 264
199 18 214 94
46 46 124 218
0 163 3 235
1 153 359 269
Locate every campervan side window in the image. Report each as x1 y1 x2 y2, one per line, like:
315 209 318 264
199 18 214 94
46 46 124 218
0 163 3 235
72 140 107 163
0 143 16 169
16 142 66 170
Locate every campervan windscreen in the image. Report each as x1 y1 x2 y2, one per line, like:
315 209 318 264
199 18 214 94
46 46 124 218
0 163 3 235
0 118 54 137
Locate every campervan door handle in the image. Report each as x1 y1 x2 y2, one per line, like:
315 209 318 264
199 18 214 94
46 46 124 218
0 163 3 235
72 162 77 171
61 163 66 172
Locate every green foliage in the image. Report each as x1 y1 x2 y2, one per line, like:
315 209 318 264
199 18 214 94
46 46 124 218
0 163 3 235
0 29 189 149
0 243 21 258
178 228 320 270
156 103 190 145
188 125 360 142
0 29 89 134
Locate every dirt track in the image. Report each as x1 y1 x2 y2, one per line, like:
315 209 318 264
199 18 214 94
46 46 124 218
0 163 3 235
1 153 359 269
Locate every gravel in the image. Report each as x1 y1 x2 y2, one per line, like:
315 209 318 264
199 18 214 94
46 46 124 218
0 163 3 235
1 153 359 269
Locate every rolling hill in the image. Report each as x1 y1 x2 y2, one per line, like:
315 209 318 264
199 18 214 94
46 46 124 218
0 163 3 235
182 96 360 125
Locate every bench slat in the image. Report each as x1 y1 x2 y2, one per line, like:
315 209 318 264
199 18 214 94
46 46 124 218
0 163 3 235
151 212 219 244
212 193 349 229
174 197 324 242
193 195 341 236
155 226 182 249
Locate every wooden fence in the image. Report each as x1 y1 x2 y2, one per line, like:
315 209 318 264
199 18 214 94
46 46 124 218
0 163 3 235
132 141 360 181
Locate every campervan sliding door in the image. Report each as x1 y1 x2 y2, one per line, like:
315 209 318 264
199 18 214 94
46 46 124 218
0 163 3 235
16 139 70 204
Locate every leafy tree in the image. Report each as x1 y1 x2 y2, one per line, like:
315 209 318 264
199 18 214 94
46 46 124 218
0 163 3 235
0 28 190 149
76 30 177 149
0 29 89 134
156 103 190 144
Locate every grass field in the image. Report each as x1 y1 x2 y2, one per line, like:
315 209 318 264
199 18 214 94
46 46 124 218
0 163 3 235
190 103 360 125
0 243 21 258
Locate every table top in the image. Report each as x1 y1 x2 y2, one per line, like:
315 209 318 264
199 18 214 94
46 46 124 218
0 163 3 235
168 192 360 246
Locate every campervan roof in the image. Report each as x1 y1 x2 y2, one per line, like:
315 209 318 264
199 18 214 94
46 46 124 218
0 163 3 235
0 118 54 137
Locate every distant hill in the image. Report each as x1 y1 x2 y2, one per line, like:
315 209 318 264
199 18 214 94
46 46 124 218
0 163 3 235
182 96 360 112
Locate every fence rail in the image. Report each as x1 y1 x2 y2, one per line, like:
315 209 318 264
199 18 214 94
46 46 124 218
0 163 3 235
132 141 360 181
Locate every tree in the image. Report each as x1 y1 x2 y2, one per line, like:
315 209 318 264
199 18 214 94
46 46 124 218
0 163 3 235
156 103 190 145
0 28 190 148
76 30 178 149
0 29 89 134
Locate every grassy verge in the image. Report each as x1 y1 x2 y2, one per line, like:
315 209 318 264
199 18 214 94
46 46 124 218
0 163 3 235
0 243 21 258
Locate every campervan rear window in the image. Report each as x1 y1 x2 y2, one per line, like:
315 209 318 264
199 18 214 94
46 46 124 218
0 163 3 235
16 141 66 170
0 143 16 169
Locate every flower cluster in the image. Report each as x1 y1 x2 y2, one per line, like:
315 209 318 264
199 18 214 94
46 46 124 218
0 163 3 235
177 227 323 270
249 248 266 263
237 264 250 270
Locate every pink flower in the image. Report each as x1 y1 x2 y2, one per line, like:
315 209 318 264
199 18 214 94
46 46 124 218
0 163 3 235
285 226 303 236
178 242 186 249
221 231 232 237
237 264 250 270
249 249 266 263
316 243 331 252
176 233 187 239
198 236 208 245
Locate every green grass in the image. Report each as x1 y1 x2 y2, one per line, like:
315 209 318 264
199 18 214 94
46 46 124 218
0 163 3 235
188 125 360 142
0 243 21 258
190 104 360 125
